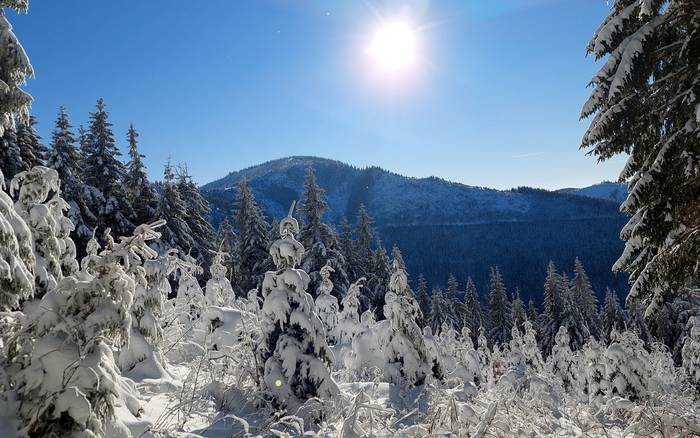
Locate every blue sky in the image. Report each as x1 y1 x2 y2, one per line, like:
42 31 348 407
10 0 624 190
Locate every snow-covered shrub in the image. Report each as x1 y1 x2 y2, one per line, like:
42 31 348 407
257 204 338 407
546 326 579 393
314 261 339 343
379 258 438 386
581 337 606 405
346 310 384 380
476 326 492 385
0 169 34 311
205 248 233 307
603 330 651 401
336 277 364 345
13 221 163 437
521 320 543 373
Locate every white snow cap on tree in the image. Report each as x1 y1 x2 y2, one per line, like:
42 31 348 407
257 202 338 406
205 247 234 307
0 4 33 137
336 276 364 345
314 260 339 342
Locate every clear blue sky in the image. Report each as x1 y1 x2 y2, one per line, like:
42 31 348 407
10 0 625 190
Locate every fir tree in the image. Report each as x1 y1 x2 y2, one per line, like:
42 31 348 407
0 3 32 136
541 261 566 355
581 0 700 314
446 273 459 302
234 178 270 295
156 161 193 252
82 98 134 237
45 106 98 249
487 266 512 345
463 276 483 342
299 164 348 297
354 204 374 277
257 204 338 406
176 165 215 268
366 240 391 318
337 277 364 344
413 273 430 323
600 288 626 345
570 258 601 339
16 115 46 168
124 124 157 226
511 289 527 335
0 124 22 182
215 216 238 283
527 298 540 335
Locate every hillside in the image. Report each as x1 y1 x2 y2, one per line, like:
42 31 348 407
202 156 629 303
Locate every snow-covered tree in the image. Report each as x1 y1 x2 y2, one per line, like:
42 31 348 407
0 168 33 310
45 106 98 249
582 338 606 405
82 98 134 237
511 289 527 335
0 124 22 183
487 266 512 345
429 288 459 333
413 273 430 321
546 326 578 393
476 326 491 385
234 178 270 296
337 277 364 345
527 298 540 335
215 216 237 282
366 241 391 317
14 220 162 437
176 165 215 268
205 248 234 307
0 2 32 137
124 124 157 227
541 262 567 355
10 167 73 297
15 116 45 169
299 164 348 297
463 277 483 342
581 0 700 315
600 288 626 345
353 204 374 278
314 261 339 342
446 273 459 302
681 317 700 394
521 320 543 373
380 258 438 386
570 258 601 339
602 330 651 401
156 161 193 252
257 203 338 406
625 300 652 345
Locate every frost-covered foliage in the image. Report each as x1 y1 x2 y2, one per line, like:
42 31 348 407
0 169 34 310
546 326 579 393
176 165 215 268
0 4 33 137
379 258 439 386
314 261 339 342
11 220 163 437
234 178 270 296
581 0 700 314
682 317 700 394
487 267 512 345
336 277 363 345
257 204 338 407
205 249 233 307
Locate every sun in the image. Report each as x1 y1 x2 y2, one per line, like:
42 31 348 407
366 21 418 74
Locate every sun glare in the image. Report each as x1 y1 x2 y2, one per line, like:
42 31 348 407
366 21 418 74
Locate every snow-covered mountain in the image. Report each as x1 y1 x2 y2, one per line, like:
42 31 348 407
557 182 628 204
202 156 629 301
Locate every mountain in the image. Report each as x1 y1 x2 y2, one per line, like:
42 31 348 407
558 182 628 204
202 156 629 304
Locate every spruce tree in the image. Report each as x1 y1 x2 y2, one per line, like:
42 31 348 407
0 2 32 136
0 124 22 182
156 161 193 252
446 273 459 302
124 124 157 226
541 261 566 355
366 241 391 318
571 258 601 339
511 289 527 334
299 165 348 296
413 273 430 322
45 106 98 248
527 298 540 335
16 115 46 168
234 178 270 295
487 266 512 345
581 0 700 314
176 165 215 268
215 216 238 283
600 288 626 345
463 276 483 342
354 204 374 277
82 98 134 237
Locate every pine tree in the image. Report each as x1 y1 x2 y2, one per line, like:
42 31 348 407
156 161 193 253
581 0 700 315
176 165 215 267
487 266 512 345
570 258 601 339
0 3 32 136
511 289 527 335
82 98 134 237
463 277 483 342
234 178 270 295
600 288 626 345
124 124 157 226
258 204 338 406
45 106 98 249
299 165 348 297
